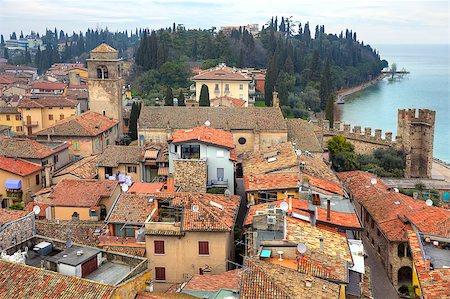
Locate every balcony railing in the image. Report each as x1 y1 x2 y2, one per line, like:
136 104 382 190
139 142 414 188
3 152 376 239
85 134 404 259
210 178 229 188
145 221 182 235
23 121 38 127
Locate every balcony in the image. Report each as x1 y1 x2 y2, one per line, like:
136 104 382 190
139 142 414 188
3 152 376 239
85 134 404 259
210 178 229 188
23 121 38 127
145 221 183 236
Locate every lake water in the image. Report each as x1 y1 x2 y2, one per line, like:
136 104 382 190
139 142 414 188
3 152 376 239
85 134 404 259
340 44 449 163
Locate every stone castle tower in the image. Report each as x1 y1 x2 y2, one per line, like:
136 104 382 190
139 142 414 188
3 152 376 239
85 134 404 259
87 43 123 134
397 109 435 178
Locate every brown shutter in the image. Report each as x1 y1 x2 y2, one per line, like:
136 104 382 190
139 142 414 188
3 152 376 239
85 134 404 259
155 267 166 280
198 241 209 255
154 240 165 254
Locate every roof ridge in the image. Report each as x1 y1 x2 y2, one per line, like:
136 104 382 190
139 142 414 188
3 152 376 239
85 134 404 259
192 195 232 230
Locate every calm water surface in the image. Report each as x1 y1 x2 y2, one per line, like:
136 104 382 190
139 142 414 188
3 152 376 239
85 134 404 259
341 44 449 162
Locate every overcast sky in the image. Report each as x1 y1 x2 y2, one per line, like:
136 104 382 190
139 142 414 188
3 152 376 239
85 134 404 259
0 0 448 45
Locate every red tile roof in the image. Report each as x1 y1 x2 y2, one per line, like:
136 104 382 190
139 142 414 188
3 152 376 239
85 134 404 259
244 172 299 191
30 81 66 90
18 96 78 108
408 231 450 299
184 269 242 291
128 182 165 194
0 156 43 176
44 179 118 207
0 209 28 225
35 111 119 137
192 65 251 81
213 96 246 107
302 174 344 195
53 155 99 179
338 171 449 240
108 193 155 224
0 137 69 159
168 126 235 149
0 260 114 299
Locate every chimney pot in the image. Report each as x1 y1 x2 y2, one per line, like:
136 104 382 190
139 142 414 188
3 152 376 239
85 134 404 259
326 199 331 221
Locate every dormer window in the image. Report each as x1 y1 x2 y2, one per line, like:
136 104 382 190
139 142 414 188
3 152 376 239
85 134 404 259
97 65 109 79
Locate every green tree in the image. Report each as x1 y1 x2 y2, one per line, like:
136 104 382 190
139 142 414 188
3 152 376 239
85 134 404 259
199 84 210 106
327 135 355 156
177 89 186 106
319 58 334 110
164 86 174 106
310 50 321 81
324 96 334 127
128 102 141 141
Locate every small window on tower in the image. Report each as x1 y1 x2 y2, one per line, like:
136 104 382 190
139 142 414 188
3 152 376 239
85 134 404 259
97 66 109 79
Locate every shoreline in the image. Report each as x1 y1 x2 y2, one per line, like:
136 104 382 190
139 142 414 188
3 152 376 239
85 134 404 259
334 73 386 122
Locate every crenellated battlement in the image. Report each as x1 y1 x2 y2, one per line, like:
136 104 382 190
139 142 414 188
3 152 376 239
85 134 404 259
398 109 436 126
311 119 396 146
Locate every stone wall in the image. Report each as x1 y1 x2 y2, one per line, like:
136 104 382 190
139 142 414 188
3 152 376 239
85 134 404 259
0 213 35 251
173 159 207 193
35 220 103 246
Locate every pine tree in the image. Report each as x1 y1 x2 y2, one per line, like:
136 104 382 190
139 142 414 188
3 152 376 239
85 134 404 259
199 84 210 106
20 31 24 39
35 46 41 70
303 23 311 41
164 86 174 106
178 90 186 106
264 55 278 106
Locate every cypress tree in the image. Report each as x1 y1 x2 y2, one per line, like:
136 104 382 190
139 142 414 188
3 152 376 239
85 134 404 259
0 35 4 46
24 49 32 64
325 96 334 127
164 86 174 106
3 48 8 61
310 50 320 81
199 84 210 106
35 46 41 70
178 90 186 106
319 58 333 110
129 102 138 141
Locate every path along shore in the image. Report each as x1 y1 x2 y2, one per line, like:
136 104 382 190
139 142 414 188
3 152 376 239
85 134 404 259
334 73 387 121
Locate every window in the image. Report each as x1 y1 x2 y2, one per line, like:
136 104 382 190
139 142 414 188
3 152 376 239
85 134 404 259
60 114 64 120
60 107 64 110
35 174 40 186
48 114 53 120
16 126 22 132
42 160 48 166
154 240 165 254
106 139 110 146
371 218 374 229
216 150 224 158
48 107 53 110
95 140 99 149
15 115 21 121
97 66 108 79
73 141 80 151
398 243 405 257
6 115 10 121
53 155 58 164
127 166 137 173
238 137 246 145
114 224 134 237
217 168 224 180
225 84 230 91
239 84 243 90
155 267 166 281
198 241 209 255
214 84 219 91
181 145 200 159
239 94 243 99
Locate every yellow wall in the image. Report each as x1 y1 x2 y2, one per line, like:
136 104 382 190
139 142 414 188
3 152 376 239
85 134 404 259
2 86 27 97
0 169 42 204
98 164 140 182
19 106 77 135
195 80 250 106
247 189 298 205
146 231 232 282
0 112 23 134
411 260 421 297
111 271 151 299
68 68 88 79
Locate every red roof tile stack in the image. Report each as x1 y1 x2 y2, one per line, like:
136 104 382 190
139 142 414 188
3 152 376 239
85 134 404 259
184 269 242 291
169 126 235 149
108 193 156 224
29 81 67 90
0 156 43 176
244 172 299 192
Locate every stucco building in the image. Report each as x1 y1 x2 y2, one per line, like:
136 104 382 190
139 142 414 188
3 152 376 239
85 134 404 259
0 106 22 134
138 106 287 154
97 145 142 183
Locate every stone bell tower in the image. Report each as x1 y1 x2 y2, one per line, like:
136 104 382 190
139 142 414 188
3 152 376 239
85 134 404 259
397 109 435 178
87 43 123 135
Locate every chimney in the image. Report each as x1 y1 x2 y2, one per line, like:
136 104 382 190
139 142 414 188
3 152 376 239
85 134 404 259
272 91 279 108
326 199 331 221
44 165 52 188
319 238 324 251
167 175 175 193
288 197 293 214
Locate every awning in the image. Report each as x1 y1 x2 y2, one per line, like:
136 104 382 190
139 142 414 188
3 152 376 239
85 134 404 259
145 150 159 159
158 167 169 176
5 179 21 190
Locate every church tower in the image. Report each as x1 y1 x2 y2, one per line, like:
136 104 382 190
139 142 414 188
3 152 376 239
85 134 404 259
87 43 123 134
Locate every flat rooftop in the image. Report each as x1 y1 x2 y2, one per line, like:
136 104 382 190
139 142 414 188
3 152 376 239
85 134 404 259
46 246 101 266
86 261 131 285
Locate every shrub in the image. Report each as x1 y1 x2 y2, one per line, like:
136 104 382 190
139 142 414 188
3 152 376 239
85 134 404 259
9 202 24 210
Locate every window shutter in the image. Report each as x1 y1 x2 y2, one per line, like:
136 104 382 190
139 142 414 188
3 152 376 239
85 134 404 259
199 241 209 255
155 267 166 280
154 240 165 254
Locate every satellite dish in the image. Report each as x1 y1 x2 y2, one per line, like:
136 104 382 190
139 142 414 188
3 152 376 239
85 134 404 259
280 202 289 212
370 178 377 185
426 199 433 206
65 239 73 248
224 189 231 197
204 120 211 127
32 205 41 215
297 243 307 254
121 184 129 192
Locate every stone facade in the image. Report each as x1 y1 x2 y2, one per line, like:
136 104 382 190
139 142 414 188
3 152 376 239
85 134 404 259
35 220 103 246
87 44 124 135
173 159 207 193
397 109 435 179
0 213 35 251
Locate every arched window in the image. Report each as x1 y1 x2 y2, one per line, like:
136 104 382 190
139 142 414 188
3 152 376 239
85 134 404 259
398 243 405 257
96 66 108 79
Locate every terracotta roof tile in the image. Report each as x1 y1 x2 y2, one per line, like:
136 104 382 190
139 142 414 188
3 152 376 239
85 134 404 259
0 209 28 225
0 137 68 159
244 172 299 191
128 182 165 194
213 96 246 107
302 174 344 195
184 269 241 291
108 193 155 224
0 260 114 299
286 119 323 153
0 106 19 114
35 111 119 137
169 126 235 149
29 81 66 90
192 65 251 81
136 292 197 299
54 155 99 179
18 96 78 108
97 145 142 167
43 179 118 207
91 43 118 53
0 156 43 176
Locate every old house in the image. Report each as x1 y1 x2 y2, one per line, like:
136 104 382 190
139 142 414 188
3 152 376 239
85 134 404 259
0 106 22 134
338 171 450 290
35 111 119 159
141 143 169 183
52 155 99 183
191 64 252 106
17 96 80 135
168 126 235 193
0 209 34 251
28 81 66 95
145 192 240 286
33 179 120 221
0 156 43 206
138 106 287 154
97 145 142 183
